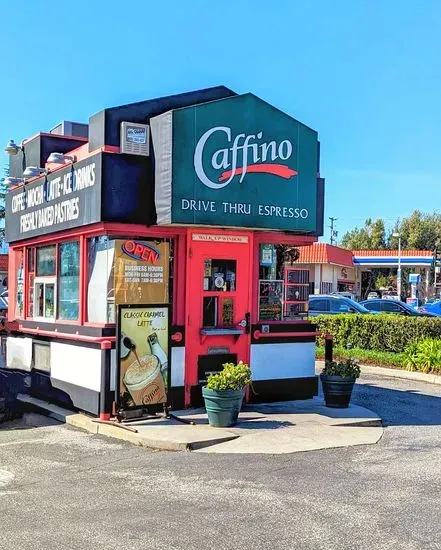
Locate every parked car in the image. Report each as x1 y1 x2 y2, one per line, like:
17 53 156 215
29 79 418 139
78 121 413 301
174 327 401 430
360 299 437 317
418 301 441 316
367 291 381 300
308 294 372 316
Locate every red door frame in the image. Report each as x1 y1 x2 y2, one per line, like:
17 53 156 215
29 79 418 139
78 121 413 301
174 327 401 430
184 228 254 406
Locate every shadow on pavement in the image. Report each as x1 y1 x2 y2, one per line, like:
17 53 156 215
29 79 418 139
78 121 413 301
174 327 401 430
352 383 441 427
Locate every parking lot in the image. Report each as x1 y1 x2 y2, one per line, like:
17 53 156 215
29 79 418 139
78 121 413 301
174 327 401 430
1 372 441 550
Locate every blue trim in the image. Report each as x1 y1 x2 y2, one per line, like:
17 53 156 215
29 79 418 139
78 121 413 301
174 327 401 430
354 258 432 265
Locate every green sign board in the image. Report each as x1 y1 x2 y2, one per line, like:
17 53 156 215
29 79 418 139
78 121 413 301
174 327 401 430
151 93 322 233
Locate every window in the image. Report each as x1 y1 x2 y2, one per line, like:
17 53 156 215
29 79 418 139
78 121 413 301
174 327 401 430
34 245 57 322
202 259 237 328
36 246 56 276
309 298 329 312
27 249 35 318
30 242 79 322
364 301 381 312
258 244 308 321
382 301 402 314
330 299 351 313
35 279 56 320
87 237 115 323
203 259 236 292
58 242 80 320
321 282 333 294
87 237 172 324
15 250 24 318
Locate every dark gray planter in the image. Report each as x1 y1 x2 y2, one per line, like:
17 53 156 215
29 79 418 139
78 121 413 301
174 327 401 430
320 374 356 408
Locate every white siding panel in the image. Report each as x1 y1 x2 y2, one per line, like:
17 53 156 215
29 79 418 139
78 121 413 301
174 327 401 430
51 342 102 392
250 342 315 381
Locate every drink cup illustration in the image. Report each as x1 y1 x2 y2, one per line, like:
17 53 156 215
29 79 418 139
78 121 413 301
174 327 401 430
123 354 166 406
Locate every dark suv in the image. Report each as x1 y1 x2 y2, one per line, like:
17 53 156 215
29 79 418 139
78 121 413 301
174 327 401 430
308 294 371 316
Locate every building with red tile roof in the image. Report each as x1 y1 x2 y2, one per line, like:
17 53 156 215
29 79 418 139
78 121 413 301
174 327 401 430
297 243 434 298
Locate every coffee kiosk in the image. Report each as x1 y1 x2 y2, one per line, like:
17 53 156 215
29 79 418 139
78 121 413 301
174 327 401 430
5 86 324 416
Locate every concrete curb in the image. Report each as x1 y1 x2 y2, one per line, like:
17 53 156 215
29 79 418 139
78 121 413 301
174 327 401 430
15 394 238 451
359 365 441 386
316 360 441 386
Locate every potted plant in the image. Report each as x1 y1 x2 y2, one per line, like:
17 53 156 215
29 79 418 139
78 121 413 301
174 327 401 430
202 361 252 427
320 359 361 408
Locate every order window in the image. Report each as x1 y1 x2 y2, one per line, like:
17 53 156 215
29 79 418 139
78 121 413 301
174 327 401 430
202 259 237 328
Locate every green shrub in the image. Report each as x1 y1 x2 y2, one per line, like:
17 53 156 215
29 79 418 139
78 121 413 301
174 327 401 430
316 346 406 368
403 339 441 373
315 314 441 353
206 362 252 391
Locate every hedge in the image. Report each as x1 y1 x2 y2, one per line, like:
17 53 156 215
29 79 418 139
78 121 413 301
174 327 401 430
315 314 441 353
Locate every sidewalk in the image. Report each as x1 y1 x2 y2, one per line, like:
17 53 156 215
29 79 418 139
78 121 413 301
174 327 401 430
16 394 383 454
316 360 441 386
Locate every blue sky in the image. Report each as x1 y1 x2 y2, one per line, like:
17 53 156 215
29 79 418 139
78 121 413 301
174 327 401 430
1 0 440 242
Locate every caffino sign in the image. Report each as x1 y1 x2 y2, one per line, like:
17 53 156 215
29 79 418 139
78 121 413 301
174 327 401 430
151 93 323 233
194 127 297 189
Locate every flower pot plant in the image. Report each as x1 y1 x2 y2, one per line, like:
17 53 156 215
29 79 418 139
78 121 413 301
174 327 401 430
320 359 361 408
202 361 252 427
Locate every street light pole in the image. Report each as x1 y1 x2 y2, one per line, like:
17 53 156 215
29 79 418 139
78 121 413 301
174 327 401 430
393 232 402 299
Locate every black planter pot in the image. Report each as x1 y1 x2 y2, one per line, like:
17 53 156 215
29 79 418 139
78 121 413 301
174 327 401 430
320 374 356 408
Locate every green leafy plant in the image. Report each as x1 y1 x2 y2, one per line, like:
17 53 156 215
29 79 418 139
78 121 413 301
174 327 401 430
403 339 441 374
206 361 252 391
322 358 361 379
402 341 420 371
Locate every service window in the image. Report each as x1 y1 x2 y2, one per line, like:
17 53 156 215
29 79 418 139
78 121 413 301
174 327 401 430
202 259 237 328
34 245 56 322
258 244 309 321
35 278 56 321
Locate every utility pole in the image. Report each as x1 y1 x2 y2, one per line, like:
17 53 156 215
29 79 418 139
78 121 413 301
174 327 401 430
329 217 338 245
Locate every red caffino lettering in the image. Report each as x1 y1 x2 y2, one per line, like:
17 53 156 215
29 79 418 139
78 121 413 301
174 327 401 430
125 240 135 252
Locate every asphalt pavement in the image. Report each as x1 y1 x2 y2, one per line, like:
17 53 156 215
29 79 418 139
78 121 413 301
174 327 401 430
0 372 440 550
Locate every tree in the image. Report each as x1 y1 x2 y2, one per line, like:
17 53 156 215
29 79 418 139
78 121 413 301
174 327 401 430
340 218 386 250
341 211 441 299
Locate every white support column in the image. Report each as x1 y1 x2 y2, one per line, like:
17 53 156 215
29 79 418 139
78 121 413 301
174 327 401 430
425 268 430 300
314 265 321 294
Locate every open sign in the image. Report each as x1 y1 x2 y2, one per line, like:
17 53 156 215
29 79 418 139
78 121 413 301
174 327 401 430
121 240 160 263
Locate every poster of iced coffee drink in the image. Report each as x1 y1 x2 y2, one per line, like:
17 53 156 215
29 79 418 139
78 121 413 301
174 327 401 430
117 304 169 409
